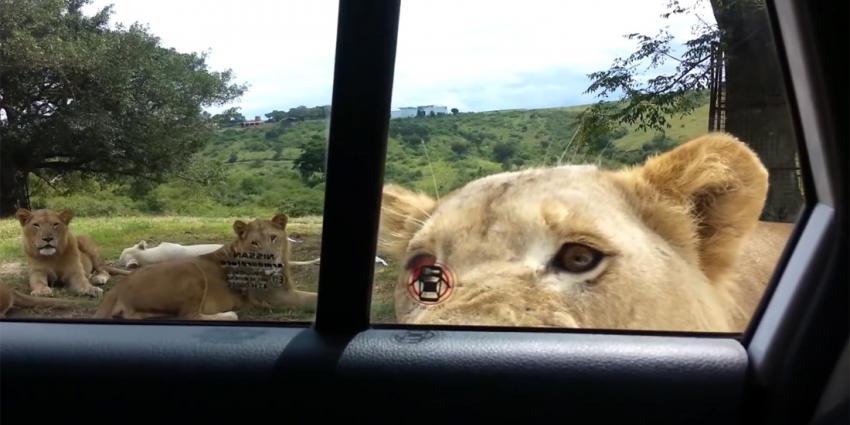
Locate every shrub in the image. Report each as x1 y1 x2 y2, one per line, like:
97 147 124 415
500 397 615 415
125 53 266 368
450 141 470 156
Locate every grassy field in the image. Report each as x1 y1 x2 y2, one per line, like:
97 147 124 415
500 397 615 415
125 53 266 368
0 215 400 323
613 103 710 151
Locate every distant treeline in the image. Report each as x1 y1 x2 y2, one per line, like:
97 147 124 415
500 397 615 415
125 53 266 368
210 105 331 128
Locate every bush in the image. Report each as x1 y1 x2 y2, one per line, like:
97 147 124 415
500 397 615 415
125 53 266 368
239 176 264 195
245 140 268 152
384 162 424 186
264 129 281 140
450 141 470 156
389 121 431 146
32 192 138 216
642 133 677 155
492 141 518 164
610 126 629 139
276 187 325 217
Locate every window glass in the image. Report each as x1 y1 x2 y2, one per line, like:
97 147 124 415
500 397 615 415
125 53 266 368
373 0 805 332
0 0 336 323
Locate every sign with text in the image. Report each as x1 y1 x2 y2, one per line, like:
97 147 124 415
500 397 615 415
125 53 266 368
220 251 285 290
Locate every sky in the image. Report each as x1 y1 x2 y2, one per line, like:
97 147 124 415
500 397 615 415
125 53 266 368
83 0 714 119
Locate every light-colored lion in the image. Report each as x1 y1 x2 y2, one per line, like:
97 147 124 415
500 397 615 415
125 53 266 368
16 208 131 297
379 132 794 332
118 241 227 268
95 214 317 320
117 240 321 269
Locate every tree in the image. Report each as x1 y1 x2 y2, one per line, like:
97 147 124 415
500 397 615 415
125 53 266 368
582 0 802 221
451 108 459 115
294 139 327 182
0 0 245 216
211 107 246 127
285 105 327 121
264 110 287 122
492 142 518 165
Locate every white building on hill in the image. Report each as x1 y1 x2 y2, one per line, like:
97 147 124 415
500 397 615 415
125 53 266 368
390 105 449 119
391 107 419 119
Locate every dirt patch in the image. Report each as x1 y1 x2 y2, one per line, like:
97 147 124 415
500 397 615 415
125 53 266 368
0 262 23 277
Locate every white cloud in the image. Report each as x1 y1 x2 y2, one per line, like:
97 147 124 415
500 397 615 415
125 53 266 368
84 0 713 116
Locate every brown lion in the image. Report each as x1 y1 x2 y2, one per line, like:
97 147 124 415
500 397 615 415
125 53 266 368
16 208 131 297
94 214 317 320
379 132 795 332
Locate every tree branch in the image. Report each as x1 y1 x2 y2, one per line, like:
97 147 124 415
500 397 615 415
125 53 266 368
34 161 138 177
31 171 63 193
659 51 683 63
648 54 712 95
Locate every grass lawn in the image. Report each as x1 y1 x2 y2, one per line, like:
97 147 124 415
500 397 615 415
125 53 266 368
613 104 710 151
0 215 399 323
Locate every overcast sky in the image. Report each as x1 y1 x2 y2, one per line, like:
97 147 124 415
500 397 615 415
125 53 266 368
84 0 713 118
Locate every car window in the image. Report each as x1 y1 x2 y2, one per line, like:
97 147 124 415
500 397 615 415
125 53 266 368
373 0 806 333
0 0 336 323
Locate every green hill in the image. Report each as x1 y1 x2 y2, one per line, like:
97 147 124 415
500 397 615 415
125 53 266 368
29 100 709 217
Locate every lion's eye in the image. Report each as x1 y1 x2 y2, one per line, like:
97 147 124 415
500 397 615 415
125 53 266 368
32 223 40 228
553 243 604 274
52 223 59 228
270 235 277 243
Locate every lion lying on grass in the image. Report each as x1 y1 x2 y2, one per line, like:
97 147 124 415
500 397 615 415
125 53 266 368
16 208 131 297
95 214 317 320
379 132 794 332
118 240 321 269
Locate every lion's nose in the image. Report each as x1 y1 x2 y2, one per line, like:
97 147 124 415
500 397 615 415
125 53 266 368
42 237 54 243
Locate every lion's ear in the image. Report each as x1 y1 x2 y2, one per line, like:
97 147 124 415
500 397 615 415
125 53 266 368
379 184 437 259
233 220 248 239
630 132 769 281
15 209 32 226
137 240 148 250
271 214 288 230
58 209 74 225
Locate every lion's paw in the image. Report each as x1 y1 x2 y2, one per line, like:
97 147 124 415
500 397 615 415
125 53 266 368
219 311 239 320
79 286 104 298
30 287 54 297
91 273 109 285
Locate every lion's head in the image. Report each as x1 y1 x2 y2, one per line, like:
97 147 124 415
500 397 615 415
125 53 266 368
16 208 75 258
230 214 291 263
118 240 148 268
379 133 770 332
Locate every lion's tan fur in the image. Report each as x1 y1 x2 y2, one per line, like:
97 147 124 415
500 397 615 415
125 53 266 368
16 208 128 298
379 133 794 332
94 214 318 321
